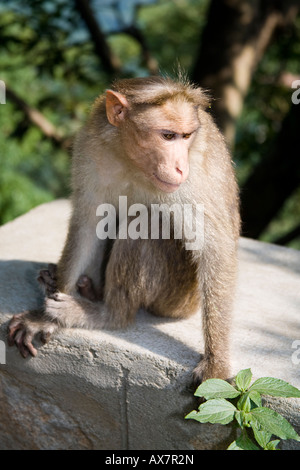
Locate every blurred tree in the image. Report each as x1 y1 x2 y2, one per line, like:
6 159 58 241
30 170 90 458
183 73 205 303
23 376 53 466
75 0 121 74
241 101 300 238
0 0 299 248
191 0 300 245
192 0 300 146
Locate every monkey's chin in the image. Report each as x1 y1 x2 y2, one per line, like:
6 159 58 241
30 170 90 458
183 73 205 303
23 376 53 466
153 174 181 193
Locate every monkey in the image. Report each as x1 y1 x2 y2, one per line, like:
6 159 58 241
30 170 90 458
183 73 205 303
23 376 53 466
8 76 240 384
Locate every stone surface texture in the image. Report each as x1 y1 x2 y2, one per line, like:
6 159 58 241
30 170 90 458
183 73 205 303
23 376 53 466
0 200 299 450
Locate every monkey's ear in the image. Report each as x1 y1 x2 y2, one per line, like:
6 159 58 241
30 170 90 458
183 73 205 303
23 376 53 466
106 90 129 127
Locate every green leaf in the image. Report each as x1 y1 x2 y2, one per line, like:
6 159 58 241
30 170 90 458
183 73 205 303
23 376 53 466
195 379 240 400
235 369 253 392
237 392 251 412
248 390 262 408
234 410 244 427
187 398 237 425
249 377 300 398
265 440 280 450
185 410 200 421
227 433 260 450
252 426 272 449
251 407 300 441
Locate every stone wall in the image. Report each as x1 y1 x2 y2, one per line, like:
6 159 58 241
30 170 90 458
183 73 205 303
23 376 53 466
0 200 299 449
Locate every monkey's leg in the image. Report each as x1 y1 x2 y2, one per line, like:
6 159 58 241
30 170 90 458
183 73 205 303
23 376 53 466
8 238 142 356
8 263 102 357
44 237 147 331
76 275 98 301
7 294 113 358
47 238 194 325
8 237 198 358
38 264 98 301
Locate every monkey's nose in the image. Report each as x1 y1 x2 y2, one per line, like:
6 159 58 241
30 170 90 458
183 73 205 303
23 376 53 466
174 164 189 183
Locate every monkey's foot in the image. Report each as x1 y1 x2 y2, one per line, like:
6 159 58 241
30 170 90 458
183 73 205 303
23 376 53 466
45 291 109 330
44 292 74 324
44 292 90 328
192 356 231 386
77 275 98 301
38 263 58 298
7 310 58 358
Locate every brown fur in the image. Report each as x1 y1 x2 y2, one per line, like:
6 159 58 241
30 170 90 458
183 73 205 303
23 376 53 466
8 76 240 383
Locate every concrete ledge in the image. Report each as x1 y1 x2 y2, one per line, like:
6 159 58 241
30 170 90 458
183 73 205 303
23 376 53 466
0 200 299 450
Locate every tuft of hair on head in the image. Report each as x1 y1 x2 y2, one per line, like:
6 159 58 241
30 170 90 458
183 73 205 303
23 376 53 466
111 73 211 110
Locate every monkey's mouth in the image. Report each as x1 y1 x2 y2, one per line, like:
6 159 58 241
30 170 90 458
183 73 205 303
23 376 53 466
153 174 181 193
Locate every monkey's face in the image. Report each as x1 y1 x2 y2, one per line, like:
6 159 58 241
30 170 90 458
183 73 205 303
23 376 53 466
106 90 200 193
122 99 200 193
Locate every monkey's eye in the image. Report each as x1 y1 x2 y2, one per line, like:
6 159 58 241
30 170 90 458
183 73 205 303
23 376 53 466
162 132 176 141
183 133 192 140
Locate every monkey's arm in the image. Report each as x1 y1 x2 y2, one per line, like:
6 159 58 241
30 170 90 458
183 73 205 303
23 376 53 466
56 207 108 298
7 203 110 356
193 236 238 384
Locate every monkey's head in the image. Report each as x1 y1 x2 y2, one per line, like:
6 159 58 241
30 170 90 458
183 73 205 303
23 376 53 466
105 77 209 193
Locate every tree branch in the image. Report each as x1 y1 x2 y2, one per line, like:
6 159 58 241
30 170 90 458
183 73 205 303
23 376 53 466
6 86 70 149
123 26 158 74
75 0 120 74
274 224 300 245
6 86 61 142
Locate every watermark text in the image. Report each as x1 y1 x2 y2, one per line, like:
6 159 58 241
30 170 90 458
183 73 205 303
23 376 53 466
0 340 6 364
96 196 204 251
0 80 6 104
291 340 300 365
291 80 300 105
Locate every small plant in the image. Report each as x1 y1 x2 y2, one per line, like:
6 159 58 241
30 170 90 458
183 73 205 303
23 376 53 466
185 368 300 450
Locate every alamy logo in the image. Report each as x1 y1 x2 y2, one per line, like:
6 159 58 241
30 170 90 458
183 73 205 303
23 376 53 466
0 340 6 364
291 80 300 105
0 80 6 104
291 340 300 365
96 196 204 250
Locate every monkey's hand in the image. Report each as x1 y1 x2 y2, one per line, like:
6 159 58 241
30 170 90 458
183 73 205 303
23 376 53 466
38 263 58 298
7 310 58 358
193 355 231 386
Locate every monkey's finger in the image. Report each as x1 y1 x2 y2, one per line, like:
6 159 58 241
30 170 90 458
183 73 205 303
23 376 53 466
7 315 24 346
15 329 38 358
40 331 52 344
7 332 18 347
23 333 38 357
38 270 57 287
47 263 58 279
14 330 29 358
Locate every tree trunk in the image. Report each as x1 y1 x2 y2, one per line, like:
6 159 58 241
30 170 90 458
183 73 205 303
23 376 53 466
75 0 120 75
240 102 300 239
191 0 299 147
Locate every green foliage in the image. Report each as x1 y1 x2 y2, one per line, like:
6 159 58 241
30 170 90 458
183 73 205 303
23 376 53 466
185 369 300 450
0 2 102 225
0 0 300 248
0 99 71 224
139 0 209 72
0 0 208 225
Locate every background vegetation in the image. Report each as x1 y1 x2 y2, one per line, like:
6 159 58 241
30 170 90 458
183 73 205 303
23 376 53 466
0 0 299 248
